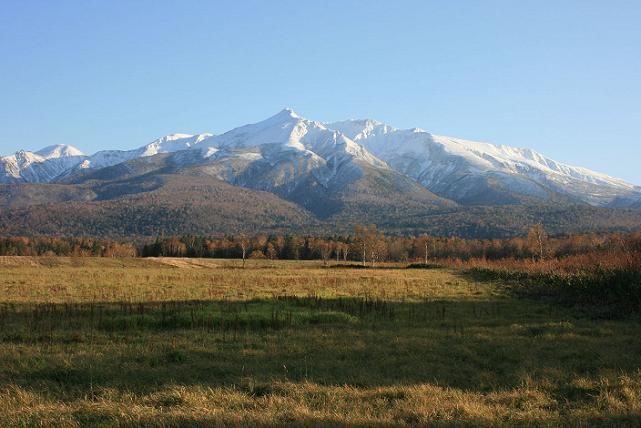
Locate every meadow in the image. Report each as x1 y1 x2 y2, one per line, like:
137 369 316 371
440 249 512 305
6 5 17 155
0 256 640 426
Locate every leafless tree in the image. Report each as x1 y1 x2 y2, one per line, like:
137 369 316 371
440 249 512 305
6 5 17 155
527 224 548 261
237 233 250 268
310 238 332 266
341 243 350 262
355 224 386 267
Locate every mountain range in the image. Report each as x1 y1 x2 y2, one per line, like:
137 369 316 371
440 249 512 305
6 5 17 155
1 109 640 237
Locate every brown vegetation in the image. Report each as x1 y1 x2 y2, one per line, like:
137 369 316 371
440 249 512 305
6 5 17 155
0 258 640 426
2 227 640 266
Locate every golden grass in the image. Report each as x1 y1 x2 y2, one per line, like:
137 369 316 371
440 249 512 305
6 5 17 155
0 256 640 427
0 257 491 304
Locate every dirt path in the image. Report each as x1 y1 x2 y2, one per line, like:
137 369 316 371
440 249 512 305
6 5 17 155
145 257 224 269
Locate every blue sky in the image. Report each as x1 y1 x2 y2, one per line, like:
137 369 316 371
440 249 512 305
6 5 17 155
1 1 640 184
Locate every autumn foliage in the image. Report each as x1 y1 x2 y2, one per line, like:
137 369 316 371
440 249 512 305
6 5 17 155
1 227 640 266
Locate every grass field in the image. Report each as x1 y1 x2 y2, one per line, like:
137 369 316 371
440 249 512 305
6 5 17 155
0 257 640 426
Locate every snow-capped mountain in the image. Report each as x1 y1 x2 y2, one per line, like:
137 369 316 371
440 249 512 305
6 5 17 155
52 109 450 219
0 145 86 183
188 108 390 196
68 133 214 173
328 120 641 207
35 144 85 159
1 109 639 209
200 108 385 167
1 133 213 183
204 109 384 167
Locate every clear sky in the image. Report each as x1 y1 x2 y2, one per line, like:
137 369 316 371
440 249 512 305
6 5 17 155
1 1 640 184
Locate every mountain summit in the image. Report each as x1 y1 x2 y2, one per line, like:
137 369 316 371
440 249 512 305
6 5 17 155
3 108 637 207
329 119 639 207
1 109 640 237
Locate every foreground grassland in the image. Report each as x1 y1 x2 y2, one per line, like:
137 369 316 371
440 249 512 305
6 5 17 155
0 257 640 426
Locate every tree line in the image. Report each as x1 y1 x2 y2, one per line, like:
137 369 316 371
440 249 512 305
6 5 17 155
1 225 640 264
0 236 136 258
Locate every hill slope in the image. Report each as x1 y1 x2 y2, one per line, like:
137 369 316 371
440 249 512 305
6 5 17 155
1 109 640 237
0 175 320 236
328 119 641 207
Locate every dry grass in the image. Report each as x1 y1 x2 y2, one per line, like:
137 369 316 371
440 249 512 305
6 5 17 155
453 250 641 317
447 249 641 275
0 256 640 426
0 257 487 304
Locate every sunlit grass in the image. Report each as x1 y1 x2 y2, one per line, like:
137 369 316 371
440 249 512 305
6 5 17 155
0 256 639 426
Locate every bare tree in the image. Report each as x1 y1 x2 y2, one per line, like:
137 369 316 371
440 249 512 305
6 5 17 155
354 224 372 266
237 233 250 268
527 224 548 261
354 224 385 267
369 236 387 267
341 242 350 262
310 238 332 266
332 242 348 262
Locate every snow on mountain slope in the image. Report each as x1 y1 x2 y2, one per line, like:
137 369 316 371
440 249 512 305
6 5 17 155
137 133 213 157
78 133 214 171
1 133 215 182
49 110 450 219
0 145 86 183
327 119 394 141
184 109 391 196
328 120 640 206
2 109 639 210
35 144 85 159
202 109 386 169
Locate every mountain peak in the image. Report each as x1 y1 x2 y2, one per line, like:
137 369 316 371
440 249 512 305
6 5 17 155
268 108 301 122
137 133 215 157
327 118 395 141
1 109 639 209
281 107 299 118
35 144 85 159
161 133 196 141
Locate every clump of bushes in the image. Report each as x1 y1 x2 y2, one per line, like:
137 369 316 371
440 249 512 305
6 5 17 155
406 263 444 269
466 251 641 317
